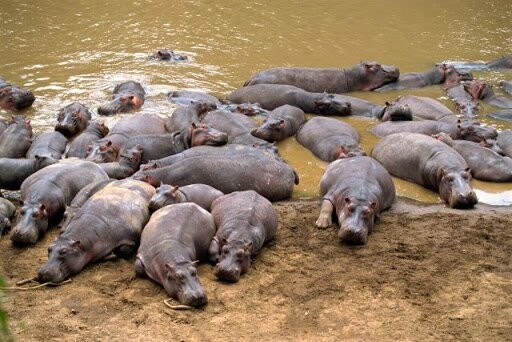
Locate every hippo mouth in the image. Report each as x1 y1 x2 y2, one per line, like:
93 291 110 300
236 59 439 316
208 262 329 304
214 265 241 283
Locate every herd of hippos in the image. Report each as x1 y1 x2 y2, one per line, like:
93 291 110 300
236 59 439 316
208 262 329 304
1 50 512 307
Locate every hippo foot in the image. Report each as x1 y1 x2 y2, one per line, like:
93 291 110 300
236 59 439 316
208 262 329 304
134 257 146 277
114 242 137 258
316 200 333 229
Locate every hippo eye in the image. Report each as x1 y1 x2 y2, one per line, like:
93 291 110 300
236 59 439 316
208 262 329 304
189 269 197 277
462 172 470 180
48 246 53 254
445 175 454 182
221 245 230 254
347 205 355 213
59 248 68 256
20 209 26 215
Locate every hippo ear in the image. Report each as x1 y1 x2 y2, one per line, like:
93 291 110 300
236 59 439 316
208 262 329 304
39 203 46 212
71 240 81 249
34 154 41 160
243 241 253 255
191 122 197 129
385 101 390 106
221 237 228 246
344 197 351 204
172 185 179 193
191 260 200 267
106 140 113 147
370 202 377 209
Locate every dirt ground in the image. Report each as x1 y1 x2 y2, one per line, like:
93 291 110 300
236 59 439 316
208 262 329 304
1 197 511 341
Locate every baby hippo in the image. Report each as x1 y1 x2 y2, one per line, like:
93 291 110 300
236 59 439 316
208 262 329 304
135 203 216 307
149 183 224 211
209 190 278 283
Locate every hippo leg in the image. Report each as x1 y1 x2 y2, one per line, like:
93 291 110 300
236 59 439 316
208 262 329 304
113 240 137 258
208 237 221 264
134 256 146 277
316 199 334 229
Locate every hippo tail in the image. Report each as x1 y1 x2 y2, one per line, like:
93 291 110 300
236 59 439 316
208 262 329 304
293 170 300 185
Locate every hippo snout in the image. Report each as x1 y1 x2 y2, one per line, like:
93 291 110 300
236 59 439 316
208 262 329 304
214 265 241 283
37 265 66 284
180 290 208 307
10 228 38 246
338 226 368 245
450 191 478 209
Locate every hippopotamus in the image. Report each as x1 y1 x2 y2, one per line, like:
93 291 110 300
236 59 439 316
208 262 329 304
243 61 399 93
296 117 366 162
64 121 110 159
150 49 188 61
227 84 351 115
0 118 7 135
134 144 298 201
37 179 155 283
497 130 512 158
375 64 472 91
316 156 395 244
250 105 306 143
440 55 512 71
487 109 512 121
0 155 57 190
369 120 462 139
445 83 479 118
135 203 215 307
0 197 16 235
86 140 120 163
164 102 217 132
148 183 224 211
371 132 478 208
464 80 512 109
221 102 270 117
26 131 67 159
86 113 166 162
54 102 92 138
386 95 459 123
121 123 228 164
98 144 143 179
0 115 33 158
499 80 512 96
0 78 35 110
208 190 277 283
201 110 275 151
167 90 222 106
434 132 512 182
97 81 145 115
10 160 109 246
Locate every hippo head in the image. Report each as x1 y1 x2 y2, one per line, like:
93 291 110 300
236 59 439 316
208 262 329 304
464 80 493 100
214 239 252 283
251 118 286 142
195 101 218 115
86 140 120 163
0 215 11 236
34 154 58 170
88 120 110 138
119 144 143 170
162 261 207 307
189 123 229 147
97 93 144 115
438 168 478 209
442 65 473 87
314 94 351 115
229 103 267 116
0 86 35 110
433 132 454 146
336 197 377 245
152 49 188 62
358 61 400 90
55 102 91 138
332 145 366 160
10 203 48 246
457 121 498 143
377 102 412 122
37 237 87 283
148 184 184 211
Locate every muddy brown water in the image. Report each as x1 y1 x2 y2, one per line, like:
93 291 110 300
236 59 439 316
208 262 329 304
1 0 511 205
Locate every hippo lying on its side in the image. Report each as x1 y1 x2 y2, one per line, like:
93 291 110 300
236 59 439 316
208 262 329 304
243 61 399 93
0 115 33 159
0 197 16 235
37 179 155 283
316 156 395 244
371 132 477 208
164 102 217 133
497 130 512 158
0 155 57 191
440 55 512 71
54 102 92 138
500 80 512 96
64 121 110 159
97 81 145 115
167 90 222 106
149 183 224 211
296 117 365 162
135 203 215 307
209 191 277 283
26 131 67 159
150 49 188 61
464 80 512 109
0 78 35 110
386 95 459 123
250 105 306 143
99 144 143 179
434 132 512 182
11 160 109 246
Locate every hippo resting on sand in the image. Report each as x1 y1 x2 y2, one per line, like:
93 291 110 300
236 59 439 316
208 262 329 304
243 61 399 93
97 81 145 115
209 190 277 283
37 179 155 283
371 132 477 209
434 132 512 182
134 144 298 201
135 203 215 307
10 160 109 246
316 156 395 245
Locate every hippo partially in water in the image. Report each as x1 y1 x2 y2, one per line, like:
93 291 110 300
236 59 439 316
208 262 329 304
0 78 35 110
64 121 110 159
26 131 67 159
464 80 512 109
150 49 188 62
499 80 512 96
167 90 221 106
97 81 145 115
440 55 512 71
0 115 33 159
54 102 92 139
164 102 217 133
250 105 306 143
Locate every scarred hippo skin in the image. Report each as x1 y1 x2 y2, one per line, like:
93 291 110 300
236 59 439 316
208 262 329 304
0 197 16 235
149 183 224 211
86 114 166 162
434 132 512 182
164 102 217 133
227 84 351 115
440 55 512 71
99 144 143 179
54 102 92 139
167 90 222 106
497 130 512 158
150 49 188 62
316 156 395 244
251 105 306 142
97 81 145 115
208 190 277 283
243 61 399 93
134 144 298 201
445 83 479 118
0 155 57 190
10 160 109 246
464 80 512 109
387 95 459 123
37 179 155 283
135 203 215 307
371 132 477 209
121 123 228 164
64 121 110 159
0 115 33 158
0 78 35 110
499 80 512 96
26 131 67 159
296 117 366 162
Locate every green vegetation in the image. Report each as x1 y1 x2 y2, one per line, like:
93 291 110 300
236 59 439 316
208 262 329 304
0 276 13 341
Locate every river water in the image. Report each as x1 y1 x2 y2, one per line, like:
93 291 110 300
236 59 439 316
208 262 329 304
1 0 511 204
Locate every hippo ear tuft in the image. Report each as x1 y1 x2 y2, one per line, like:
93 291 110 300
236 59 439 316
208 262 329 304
39 203 46 211
191 260 200 266
172 185 179 192
72 240 81 249
370 202 377 209
243 241 253 254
